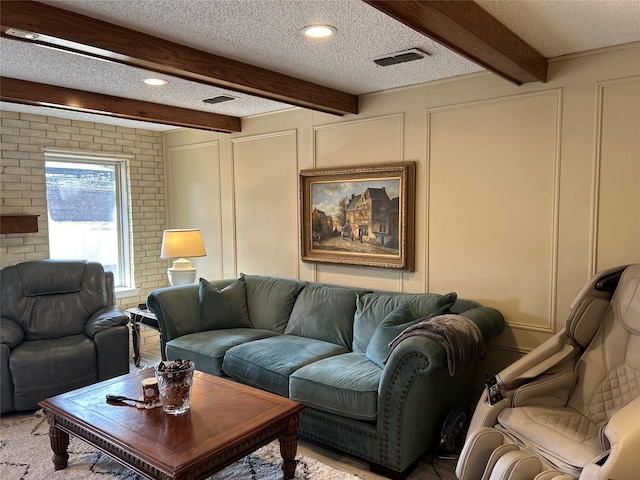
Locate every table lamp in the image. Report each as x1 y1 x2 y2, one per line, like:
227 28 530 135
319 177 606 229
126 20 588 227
160 229 206 286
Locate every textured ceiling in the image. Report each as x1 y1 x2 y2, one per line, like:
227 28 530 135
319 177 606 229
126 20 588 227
1 0 639 131
475 0 640 57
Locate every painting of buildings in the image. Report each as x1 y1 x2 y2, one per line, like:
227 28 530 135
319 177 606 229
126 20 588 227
311 179 401 255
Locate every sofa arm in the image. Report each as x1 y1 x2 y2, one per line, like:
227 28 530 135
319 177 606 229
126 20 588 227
462 306 505 343
377 336 452 471
147 279 238 350
1 316 24 348
147 283 202 346
85 306 129 339
382 334 448 380
580 396 640 480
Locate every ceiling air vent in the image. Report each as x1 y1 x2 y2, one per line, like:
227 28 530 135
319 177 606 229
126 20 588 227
202 95 237 105
374 48 430 67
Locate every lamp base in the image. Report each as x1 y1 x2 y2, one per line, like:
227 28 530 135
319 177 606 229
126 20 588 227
167 267 196 286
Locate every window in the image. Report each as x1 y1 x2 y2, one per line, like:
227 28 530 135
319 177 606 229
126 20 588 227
45 152 132 288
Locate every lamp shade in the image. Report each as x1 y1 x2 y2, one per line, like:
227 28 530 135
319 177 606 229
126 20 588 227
160 229 206 259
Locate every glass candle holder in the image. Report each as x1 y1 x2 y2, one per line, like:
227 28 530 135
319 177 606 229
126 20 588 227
154 359 195 415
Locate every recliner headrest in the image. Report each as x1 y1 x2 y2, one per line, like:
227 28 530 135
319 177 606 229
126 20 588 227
17 260 87 296
565 297 610 348
564 265 629 347
615 264 640 335
569 265 627 311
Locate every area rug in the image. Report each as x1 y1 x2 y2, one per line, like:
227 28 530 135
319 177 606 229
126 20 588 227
0 410 362 480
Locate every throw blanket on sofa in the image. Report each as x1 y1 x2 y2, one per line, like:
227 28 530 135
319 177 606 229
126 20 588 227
385 314 486 376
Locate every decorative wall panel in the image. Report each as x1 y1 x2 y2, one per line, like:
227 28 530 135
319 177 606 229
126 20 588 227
593 78 640 272
312 114 406 289
314 114 404 168
428 91 561 332
231 131 298 278
166 141 223 281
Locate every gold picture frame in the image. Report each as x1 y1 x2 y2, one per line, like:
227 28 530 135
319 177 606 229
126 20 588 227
300 162 415 271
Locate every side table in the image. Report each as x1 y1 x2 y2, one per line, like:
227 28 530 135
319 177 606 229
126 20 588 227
125 308 164 367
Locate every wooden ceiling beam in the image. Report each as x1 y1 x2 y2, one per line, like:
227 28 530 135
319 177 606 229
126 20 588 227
363 0 548 85
1 0 358 116
0 77 242 133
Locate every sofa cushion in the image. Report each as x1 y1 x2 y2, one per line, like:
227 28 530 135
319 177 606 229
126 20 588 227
365 303 430 368
290 353 382 422
199 277 251 331
353 291 457 353
285 283 364 349
222 336 348 397
166 328 278 376
242 274 306 333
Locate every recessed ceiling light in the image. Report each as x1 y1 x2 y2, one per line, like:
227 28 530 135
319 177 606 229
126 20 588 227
143 78 167 86
302 25 336 39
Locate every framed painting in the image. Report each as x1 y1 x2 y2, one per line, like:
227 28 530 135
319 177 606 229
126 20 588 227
300 162 415 271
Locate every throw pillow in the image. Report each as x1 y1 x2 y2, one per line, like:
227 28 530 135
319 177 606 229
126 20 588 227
199 277 251 331
285 283 365 349
353 291 458 353
242 274 306 333
366 302 425 368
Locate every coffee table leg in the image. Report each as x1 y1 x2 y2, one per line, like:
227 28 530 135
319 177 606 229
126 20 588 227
278 415 299 480
45 412 69 470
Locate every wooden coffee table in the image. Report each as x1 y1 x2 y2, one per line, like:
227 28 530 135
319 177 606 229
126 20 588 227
38 368 305 479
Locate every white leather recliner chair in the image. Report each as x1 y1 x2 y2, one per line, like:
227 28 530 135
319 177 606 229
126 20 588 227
456 264 640 480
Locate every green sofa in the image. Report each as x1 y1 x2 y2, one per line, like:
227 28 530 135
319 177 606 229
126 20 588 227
147 274 504 478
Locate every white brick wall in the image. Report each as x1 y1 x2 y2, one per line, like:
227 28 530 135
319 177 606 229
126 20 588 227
1 111 167 314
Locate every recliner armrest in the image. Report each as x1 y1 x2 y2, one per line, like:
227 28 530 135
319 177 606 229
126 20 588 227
466 387 511 440
0 316 24 348
85 305 129 338
497 332 578 389
511 371 577 407
580 396 640 480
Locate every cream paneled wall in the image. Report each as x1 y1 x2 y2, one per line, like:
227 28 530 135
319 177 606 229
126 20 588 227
313 114 404 168
427 91 561 331
166 140 223 281
593 78 640 272
231 131 299 278
312 115 411 291
163 43 640 371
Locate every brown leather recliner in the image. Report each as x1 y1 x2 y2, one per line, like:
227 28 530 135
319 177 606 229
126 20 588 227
1 259 130 413
456 264 640 480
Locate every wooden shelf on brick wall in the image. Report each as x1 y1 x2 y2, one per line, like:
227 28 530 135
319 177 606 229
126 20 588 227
0 214 39 234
